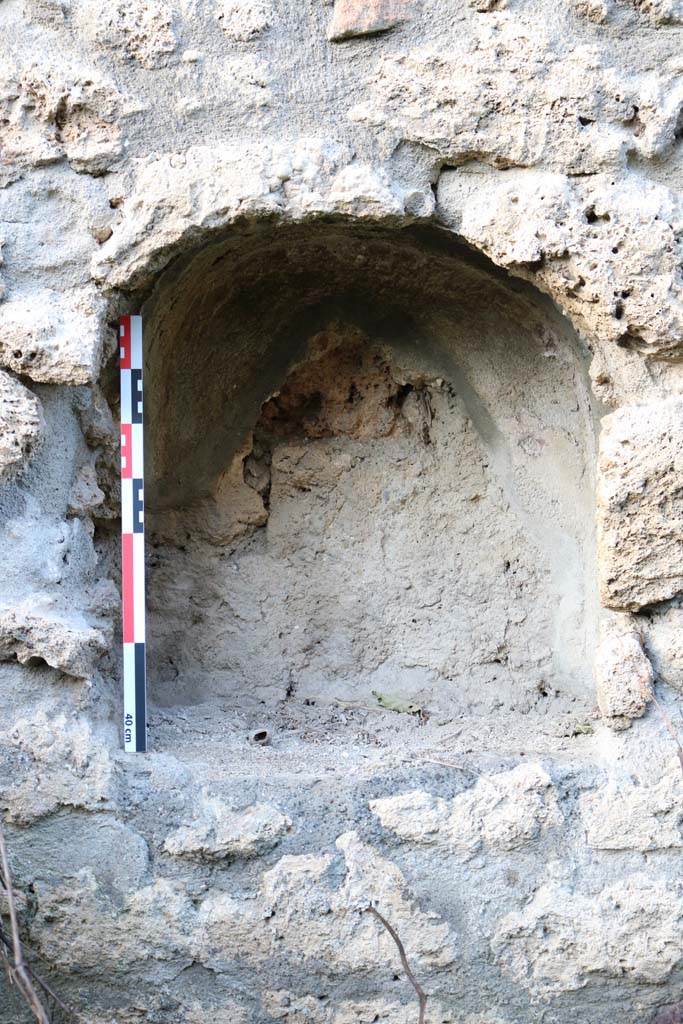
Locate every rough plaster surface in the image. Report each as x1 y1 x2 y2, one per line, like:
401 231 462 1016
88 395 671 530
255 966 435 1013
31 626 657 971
146 270 596 715
0 0 682 1020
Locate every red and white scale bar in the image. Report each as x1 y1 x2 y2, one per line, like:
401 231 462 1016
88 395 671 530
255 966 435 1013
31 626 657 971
120 315 147 752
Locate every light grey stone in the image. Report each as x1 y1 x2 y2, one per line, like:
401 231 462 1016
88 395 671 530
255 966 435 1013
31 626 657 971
0 370 43 478
597 399 683 610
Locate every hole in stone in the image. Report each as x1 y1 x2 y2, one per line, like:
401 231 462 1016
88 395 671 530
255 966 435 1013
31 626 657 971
616 328 644 350
250 728 271 746
138 222 598 761
24 656 48 669
584 205 610 224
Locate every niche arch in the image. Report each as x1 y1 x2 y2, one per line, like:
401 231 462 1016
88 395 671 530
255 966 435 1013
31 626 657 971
139 219 598 741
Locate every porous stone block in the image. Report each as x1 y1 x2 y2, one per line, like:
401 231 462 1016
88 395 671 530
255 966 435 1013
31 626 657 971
0 597 110 678
73 1 177 69
0 288 106 385
328 0 409 41
597 399 683 610
371 763 561 859
0 60 123 179
215 0 271 40
164 797 291 860
646 608 683 690
594 630 653 728
492 875 683 995
580 774 683 850
5 711 116 823
0 369 43 478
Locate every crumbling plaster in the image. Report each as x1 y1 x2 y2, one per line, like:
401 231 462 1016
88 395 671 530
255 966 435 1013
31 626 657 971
0 0 682 1021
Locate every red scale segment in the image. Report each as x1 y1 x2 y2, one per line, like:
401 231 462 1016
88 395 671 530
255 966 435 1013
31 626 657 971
121 532 135 643
120 315 132 369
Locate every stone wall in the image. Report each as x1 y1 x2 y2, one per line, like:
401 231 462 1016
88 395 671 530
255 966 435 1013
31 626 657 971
0 0 682 1021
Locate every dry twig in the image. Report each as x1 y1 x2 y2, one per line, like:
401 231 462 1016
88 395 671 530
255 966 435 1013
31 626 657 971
367 905 428 1024
0 922 73 1021
0 823 50 1024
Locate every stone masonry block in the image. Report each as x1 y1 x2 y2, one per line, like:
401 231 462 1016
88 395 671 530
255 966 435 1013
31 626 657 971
328 0 409 41
597 398 683 610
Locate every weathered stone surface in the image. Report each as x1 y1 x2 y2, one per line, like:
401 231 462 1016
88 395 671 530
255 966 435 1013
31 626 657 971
0 596 110 678
493 875 683 995
633 0 683 22
185 1005 249 1024
23 0 70 28
30 830 455 990
76 384 119 450
350 27 681 173
33 873 195 972
328 0 408 41
439 170 683 359
0 370 43 478
594 629 654 727
597 399 683 609
4 711 116 823
0 287 107 385
581 773 683 850
568 0 611 21
646 609 683 691
67 458 106 517
215 0 272 39
198 830 456 976
164 796 291 860
73 1 177 69
371 764 562 858
91 141 419 289
261 992 459 1023
0 62 123 181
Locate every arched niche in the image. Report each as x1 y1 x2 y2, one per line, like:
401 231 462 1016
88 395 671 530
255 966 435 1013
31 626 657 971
139 220 598 738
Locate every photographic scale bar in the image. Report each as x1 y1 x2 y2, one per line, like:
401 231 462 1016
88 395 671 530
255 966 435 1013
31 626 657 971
120 314 147 753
